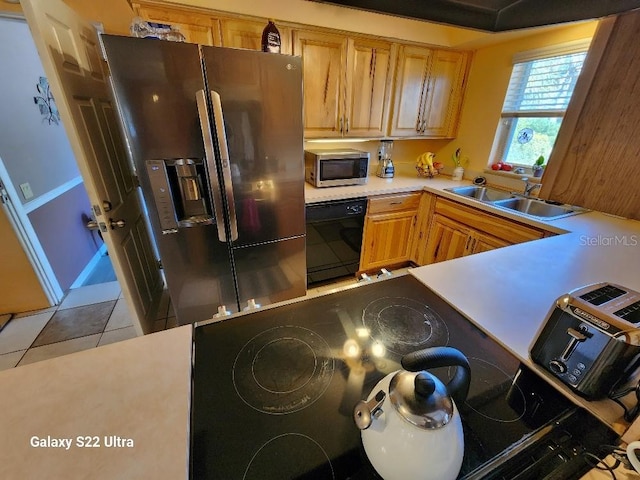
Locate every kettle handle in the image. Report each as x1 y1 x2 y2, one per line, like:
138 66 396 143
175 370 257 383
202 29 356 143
401 346 470 406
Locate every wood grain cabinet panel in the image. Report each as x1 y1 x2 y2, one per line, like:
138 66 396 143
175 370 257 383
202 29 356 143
423 214 471 264
390 46 431 136
418 197 549 265
131 2 220 45
345 38 396 137
220 18 291 54
293 30 347 138
539 11 640 220
390 46 469 138
360 192 420 272
422 50 468 137
294 30 395 138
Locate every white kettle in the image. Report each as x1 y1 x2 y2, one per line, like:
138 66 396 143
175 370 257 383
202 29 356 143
354 346 470 480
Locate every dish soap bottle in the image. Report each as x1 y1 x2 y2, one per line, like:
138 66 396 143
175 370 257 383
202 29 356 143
261 20 281 53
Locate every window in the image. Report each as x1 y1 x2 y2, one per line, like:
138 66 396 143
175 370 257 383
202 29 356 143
492 42 590 168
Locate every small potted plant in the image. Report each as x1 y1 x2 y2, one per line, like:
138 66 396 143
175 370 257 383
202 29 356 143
451 148 469 181
532 155 545 178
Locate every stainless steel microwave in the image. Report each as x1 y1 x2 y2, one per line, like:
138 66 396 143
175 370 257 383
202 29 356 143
304 149 369 188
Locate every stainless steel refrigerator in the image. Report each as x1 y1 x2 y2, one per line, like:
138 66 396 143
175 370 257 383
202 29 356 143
101 35 306 324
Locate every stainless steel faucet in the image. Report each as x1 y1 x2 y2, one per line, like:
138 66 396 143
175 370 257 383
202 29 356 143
521 177 542 197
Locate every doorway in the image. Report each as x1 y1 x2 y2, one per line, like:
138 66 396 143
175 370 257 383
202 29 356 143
0 14 115 313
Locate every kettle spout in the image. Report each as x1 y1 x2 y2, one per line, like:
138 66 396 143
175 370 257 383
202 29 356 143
354 390 386 430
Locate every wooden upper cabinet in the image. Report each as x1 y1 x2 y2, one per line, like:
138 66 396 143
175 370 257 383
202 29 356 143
293 30 347 138
390 46 431 136
131 2 220 46
539 12 640 220
294 30 395 138
344 38 396 137
422 50 468 137
220 18 291 54
390 46 468 138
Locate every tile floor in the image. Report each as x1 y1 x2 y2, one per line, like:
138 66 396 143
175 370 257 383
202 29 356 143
0 281 177 372
0 269 391 372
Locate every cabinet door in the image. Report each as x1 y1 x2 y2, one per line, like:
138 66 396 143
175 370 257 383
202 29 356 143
469 231 510 255
344 38 395 137
423 214 471 264
422 50 468 137
360 210 417 271
220 18 291 54
132 3 220 45
411 192 436 266
293 30 347 138
389 45 431 137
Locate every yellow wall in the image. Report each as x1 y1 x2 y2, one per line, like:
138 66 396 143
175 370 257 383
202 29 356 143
437 21 599 177
0 207 49 314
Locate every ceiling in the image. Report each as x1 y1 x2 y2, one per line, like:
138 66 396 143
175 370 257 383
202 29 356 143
309 0 640 32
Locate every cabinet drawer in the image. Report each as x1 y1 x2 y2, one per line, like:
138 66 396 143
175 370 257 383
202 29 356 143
434 198 546 244
368 192 421 214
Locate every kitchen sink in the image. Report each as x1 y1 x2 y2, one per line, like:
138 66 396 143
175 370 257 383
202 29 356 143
445 185 586 220
444 185 513 202
492 197 579 219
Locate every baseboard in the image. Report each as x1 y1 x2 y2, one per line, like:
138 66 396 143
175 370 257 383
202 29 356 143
69 244 108 289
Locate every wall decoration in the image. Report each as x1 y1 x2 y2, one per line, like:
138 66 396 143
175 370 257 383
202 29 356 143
33 76 60 125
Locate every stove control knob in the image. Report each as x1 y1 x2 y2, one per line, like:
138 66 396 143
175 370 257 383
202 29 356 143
549 360 567 374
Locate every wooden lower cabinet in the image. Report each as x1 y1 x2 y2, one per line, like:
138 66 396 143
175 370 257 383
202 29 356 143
359 192 420 272
416 197 548 265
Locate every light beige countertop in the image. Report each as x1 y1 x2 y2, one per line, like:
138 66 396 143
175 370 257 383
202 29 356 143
0 325 192 480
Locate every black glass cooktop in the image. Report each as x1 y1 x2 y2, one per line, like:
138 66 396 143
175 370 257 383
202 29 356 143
190 275 613 479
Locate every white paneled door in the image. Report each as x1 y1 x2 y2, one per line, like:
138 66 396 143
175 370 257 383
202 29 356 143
21 0 163 334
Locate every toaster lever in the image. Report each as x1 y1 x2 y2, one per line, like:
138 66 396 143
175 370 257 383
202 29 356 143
559 327 588 361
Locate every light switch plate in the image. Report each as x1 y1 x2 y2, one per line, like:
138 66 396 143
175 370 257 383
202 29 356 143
20 182 34 200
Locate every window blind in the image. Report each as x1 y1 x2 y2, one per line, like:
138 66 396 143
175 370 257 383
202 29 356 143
502 51 587 114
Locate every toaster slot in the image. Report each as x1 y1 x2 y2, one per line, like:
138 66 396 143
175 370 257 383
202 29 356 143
579 284 626 305
614 300 640 324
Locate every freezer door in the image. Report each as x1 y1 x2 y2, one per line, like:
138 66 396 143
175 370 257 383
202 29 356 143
233 235 307 310
201 47 306 247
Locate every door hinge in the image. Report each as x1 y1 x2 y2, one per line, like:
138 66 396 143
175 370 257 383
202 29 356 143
157 259 163 270
133 174 140 187
0 182 8 204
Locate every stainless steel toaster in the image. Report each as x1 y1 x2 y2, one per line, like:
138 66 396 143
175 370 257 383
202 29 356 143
530 282 640 399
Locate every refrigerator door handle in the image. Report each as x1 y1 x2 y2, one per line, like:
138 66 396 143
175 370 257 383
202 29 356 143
210 90 239 242
196 89 227 242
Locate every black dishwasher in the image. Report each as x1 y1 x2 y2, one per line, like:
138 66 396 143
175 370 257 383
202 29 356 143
305 197 367 285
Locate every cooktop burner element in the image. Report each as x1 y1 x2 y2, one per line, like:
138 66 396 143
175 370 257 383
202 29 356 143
243 433 335 479
362 297 449 355
191 275 616 480
233 325 335 414
461 357 525 423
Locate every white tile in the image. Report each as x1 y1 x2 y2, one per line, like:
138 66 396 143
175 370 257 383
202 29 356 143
98 327 137 347
18 334 101 366
58 282 121 310
13 306 57 319
104 299 133 331
0 311 53 355
0 350 25 371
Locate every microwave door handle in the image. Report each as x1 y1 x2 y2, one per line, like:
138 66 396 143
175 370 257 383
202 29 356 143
196 89 227 242
210 90 238 242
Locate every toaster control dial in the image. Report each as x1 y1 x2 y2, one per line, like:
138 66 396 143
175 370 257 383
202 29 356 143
549 360 567 374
